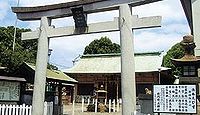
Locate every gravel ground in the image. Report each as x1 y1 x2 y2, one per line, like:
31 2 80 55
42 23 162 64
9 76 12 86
62 103 177 115
63 103 122 115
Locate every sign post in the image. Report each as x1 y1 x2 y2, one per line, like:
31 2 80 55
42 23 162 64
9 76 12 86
153 85 197 114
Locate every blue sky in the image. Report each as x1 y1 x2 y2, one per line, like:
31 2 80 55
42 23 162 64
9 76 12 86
0 0 190 69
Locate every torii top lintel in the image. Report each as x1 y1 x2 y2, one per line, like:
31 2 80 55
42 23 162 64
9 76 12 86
12 0 162 21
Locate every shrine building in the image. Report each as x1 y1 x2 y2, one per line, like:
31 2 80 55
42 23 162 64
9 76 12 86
64 52 174 101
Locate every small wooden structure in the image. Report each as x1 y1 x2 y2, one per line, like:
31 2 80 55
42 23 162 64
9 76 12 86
14 62 77 114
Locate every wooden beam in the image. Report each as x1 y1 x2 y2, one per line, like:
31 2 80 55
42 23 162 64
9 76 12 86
22 15 161 40
12 0 162 21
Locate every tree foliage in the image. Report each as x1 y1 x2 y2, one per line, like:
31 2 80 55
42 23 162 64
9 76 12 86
0 26 37 73
162 43 185 75
0 26 59 74
83 36 120 54
47 63 58 70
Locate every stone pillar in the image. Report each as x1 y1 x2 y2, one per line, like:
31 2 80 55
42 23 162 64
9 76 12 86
192 0 200 95
119 4 136 115
32 17 50 115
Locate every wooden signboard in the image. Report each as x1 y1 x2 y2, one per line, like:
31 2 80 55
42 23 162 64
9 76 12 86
0 81 20 101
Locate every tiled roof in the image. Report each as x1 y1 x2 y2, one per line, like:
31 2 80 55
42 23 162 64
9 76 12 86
25 63 77 83
64 52 170 73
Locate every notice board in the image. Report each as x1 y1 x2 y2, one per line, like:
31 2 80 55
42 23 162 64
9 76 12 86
0 81 20 101
153 85 197 114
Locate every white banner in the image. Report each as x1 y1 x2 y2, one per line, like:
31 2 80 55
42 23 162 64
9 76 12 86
153 85 197 114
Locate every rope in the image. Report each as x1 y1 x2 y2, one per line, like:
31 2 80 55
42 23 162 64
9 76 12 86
12 0 20 51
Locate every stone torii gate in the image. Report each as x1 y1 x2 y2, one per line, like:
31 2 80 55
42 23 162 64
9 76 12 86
12 0 162 115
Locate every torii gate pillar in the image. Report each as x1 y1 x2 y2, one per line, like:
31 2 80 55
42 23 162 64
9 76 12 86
32 17 50 115
119 4 136 114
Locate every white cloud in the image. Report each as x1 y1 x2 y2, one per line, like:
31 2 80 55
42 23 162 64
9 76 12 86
49 31 120 51
132 0 186 22
162 23 190 34
52 17 74 28
88 10 119 23
26 21 40 30
0 1 9 20
134 31 183 52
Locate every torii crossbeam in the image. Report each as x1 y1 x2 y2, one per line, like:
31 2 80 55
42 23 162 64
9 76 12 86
12 0 162 115
12 0 161 20
21 15 161 40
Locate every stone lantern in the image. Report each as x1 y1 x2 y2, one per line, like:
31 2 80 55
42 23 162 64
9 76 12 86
172 35 200 85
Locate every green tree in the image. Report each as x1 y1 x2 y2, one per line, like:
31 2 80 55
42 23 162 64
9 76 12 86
47 63 58 70
83 36 120 54
0 26 37 73
162 43 185 75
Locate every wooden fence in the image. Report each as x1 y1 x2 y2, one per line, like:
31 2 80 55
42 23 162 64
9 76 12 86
81 97 122 113
0 102 53 115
